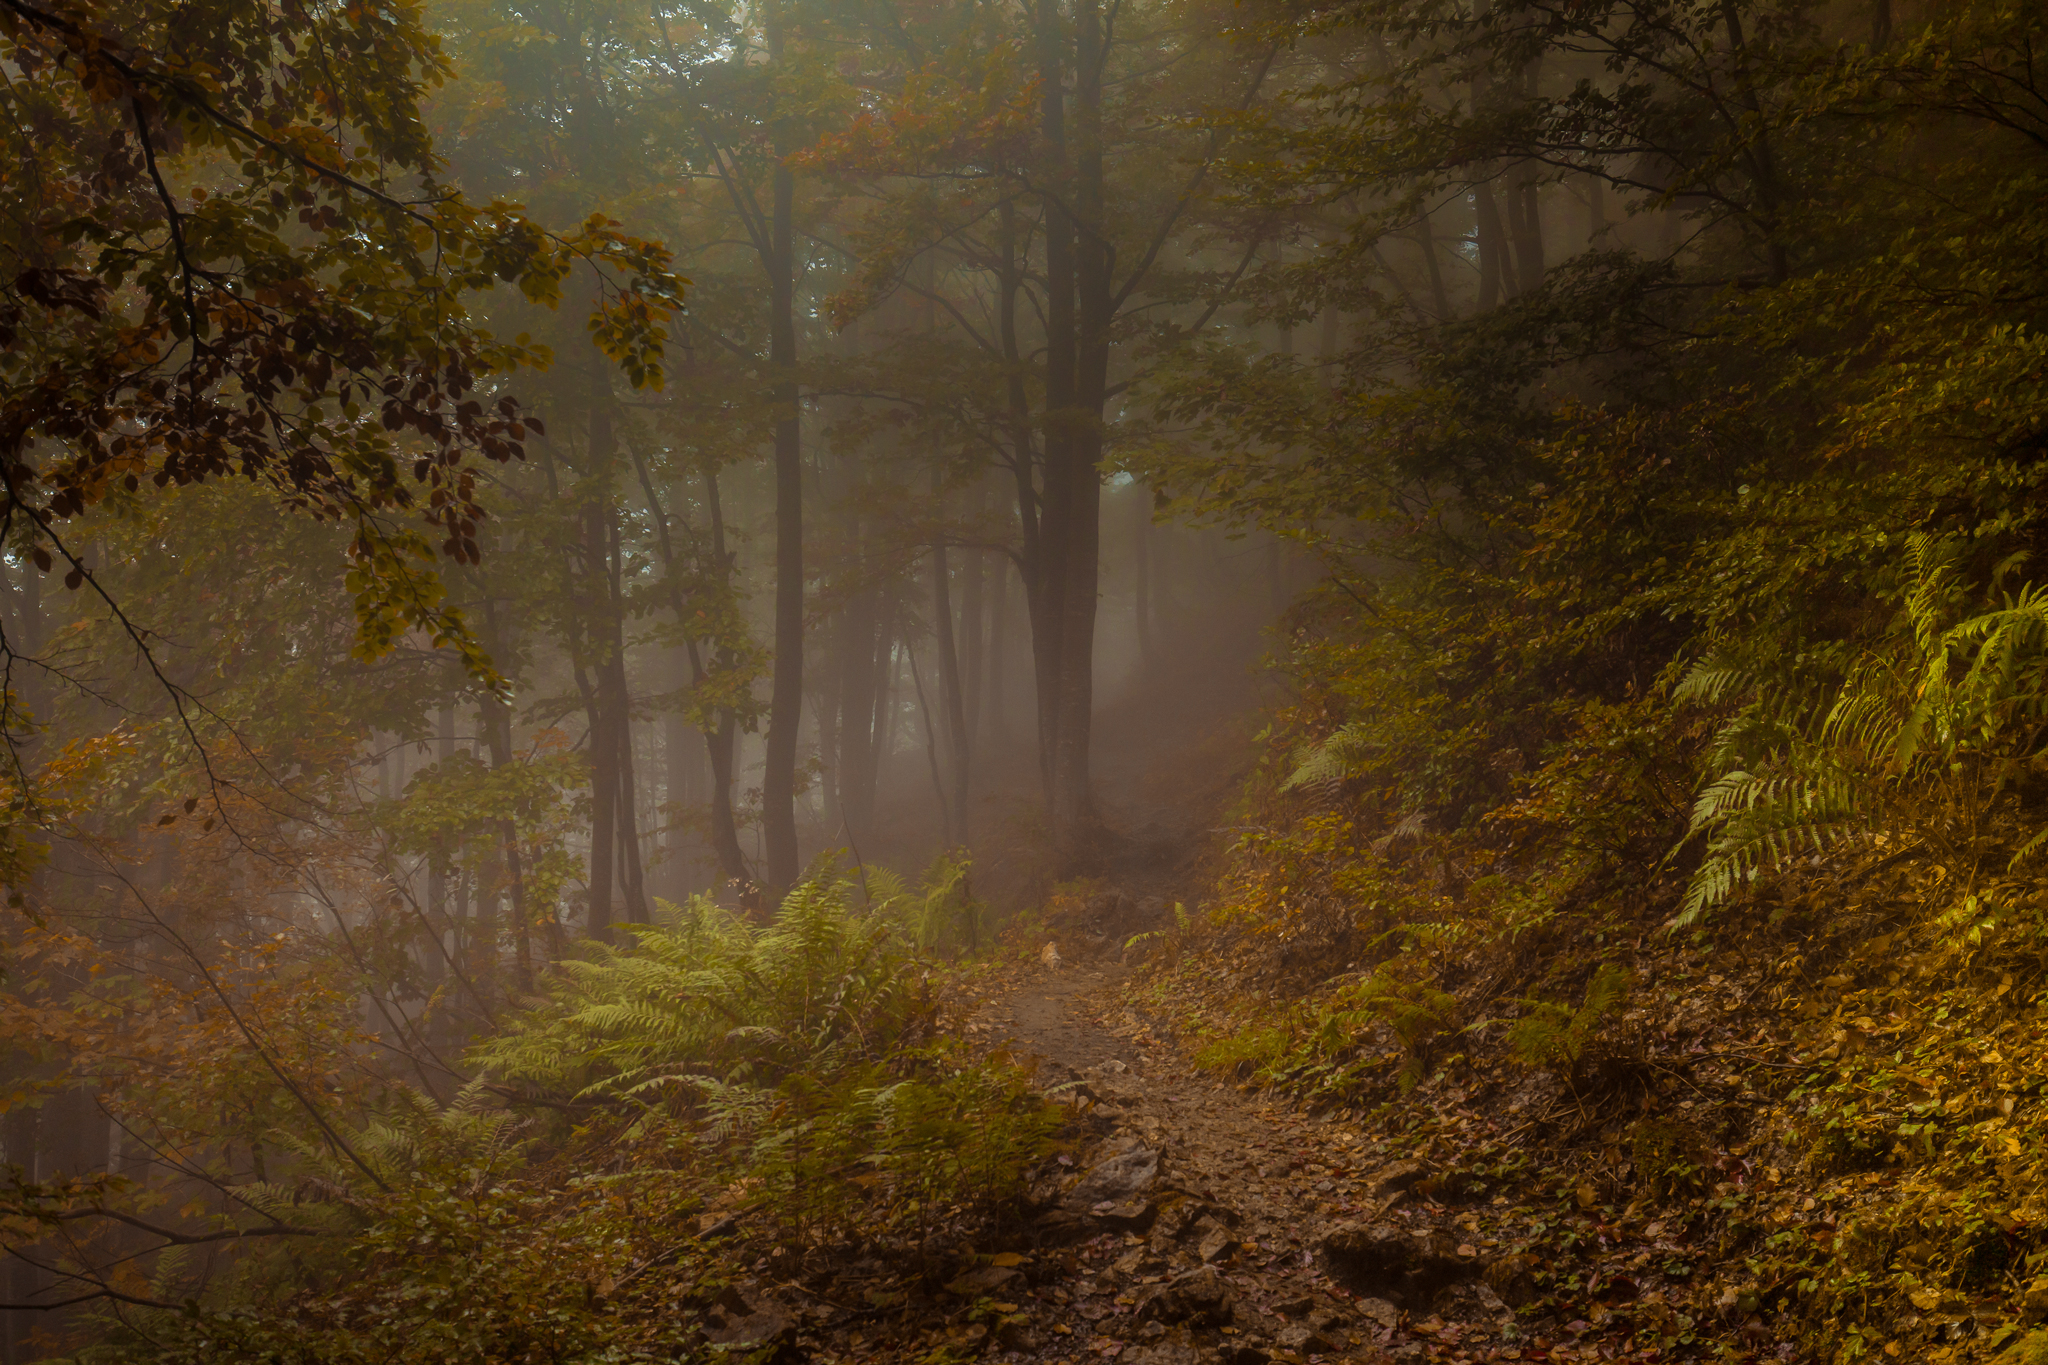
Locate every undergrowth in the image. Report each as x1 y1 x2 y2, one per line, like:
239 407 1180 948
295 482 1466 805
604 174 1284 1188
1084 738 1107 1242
1134 386 2048 1364
82 857 1060 1365
1133 590 2048 1364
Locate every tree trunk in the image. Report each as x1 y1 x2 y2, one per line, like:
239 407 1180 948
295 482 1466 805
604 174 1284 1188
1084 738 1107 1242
835 571 882 848
993 198 1032 764
986 545 1010 747
1030 0 1075 816
663 645 696 903
876 619 904 790
1505 166 1544 293
1717 1 1789 282
576 447 647 938
429 701 453 954
599 492 650 928
932 538 971 844
581 498 616 946
761 3 804 896
476 619 532 991
625 443 750 891
607 663 649 925
433 701 456 960
961 509 985 746
703 470 749 887
908 641 951 844
1133 485 1152 668
1052 0 1110 845
1474 178 1514 306
1413 211 1451 320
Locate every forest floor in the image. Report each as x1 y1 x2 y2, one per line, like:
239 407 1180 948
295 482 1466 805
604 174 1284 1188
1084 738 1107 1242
928 955 1542 1365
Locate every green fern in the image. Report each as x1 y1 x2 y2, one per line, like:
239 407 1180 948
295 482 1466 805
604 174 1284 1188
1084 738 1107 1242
1674 758 1866 926
1282 721 1379 792
472 863 928 1103
871 850 982 952
1504 963 1632 1076
1352 974 1458 1092
1678 534 2048 924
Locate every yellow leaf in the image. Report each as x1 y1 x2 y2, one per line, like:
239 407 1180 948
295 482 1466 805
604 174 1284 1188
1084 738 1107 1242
990 1252 1027 1267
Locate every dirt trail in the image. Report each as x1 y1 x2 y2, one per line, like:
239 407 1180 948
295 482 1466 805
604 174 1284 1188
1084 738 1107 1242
963 961 1523 1365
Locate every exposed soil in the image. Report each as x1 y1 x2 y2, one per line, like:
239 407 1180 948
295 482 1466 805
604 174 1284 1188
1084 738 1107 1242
952 958 1523 1365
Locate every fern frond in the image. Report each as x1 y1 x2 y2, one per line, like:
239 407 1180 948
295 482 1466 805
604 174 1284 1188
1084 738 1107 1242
1673 660 1757 706
1282 722 1378 791
473 862 932 1102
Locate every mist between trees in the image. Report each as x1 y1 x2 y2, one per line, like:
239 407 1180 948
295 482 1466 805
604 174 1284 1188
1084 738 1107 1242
0 0 2037 1355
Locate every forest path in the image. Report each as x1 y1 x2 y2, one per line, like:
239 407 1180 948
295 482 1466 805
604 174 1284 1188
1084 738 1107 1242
953 960 1516 1365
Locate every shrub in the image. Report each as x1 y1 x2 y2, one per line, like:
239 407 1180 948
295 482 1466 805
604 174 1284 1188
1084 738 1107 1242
470 861 1057 1244
91 865 1059 1365
473 862 935 1101
1504 963 1633 1087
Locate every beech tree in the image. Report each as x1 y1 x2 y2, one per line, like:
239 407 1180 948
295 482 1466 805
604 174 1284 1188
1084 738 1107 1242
806 0 1280 852
647 0 842 894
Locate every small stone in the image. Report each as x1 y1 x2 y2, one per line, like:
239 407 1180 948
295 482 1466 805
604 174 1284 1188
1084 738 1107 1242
1482 1252 1541 1307
1137 1266 1234 1326
1094 1198 1159 1232
704 1297 795 1351
1365 1159 1428 1198
1072 1148 1162 1206
998 1322 1042 1351
1319 1220 1471 1297
947 1265 1024 1296
1198 1227 1240 1264
1035 1208 1097 1244
1274 1324 1333 1354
